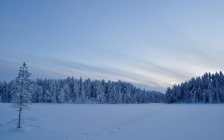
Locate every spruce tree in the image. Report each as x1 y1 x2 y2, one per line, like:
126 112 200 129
12 62 32 128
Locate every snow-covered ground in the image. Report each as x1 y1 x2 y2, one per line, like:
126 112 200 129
0 104 224 140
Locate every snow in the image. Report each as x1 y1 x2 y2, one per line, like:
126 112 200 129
0 103 224 140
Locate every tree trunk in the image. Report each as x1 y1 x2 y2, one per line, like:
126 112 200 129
18 107 22 128
18 95 22 128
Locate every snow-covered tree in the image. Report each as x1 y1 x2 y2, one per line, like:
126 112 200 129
32 84 43 103
0 81 10 103
12 62 32 128
58 88 65 103
83 79 92 102
2 76 166 104
43 90 51 103
48 80 58 103
0 82 2 103
165 72 224 103
79 78 86 103
94 80 105 103
73 80 80 103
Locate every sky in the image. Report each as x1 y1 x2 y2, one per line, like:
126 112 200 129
0 0 224 92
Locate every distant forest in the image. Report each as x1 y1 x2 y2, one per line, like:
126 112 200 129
166 71 224 103
0 77 165 104
1 71 224 104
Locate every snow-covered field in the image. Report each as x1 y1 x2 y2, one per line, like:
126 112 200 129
0 104 224 140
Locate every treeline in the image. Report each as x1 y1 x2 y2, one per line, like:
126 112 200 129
0 77 165 104
166 71 224 103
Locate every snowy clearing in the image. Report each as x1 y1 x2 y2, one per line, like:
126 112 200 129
0 103 224 140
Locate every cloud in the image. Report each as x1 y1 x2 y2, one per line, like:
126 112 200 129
1 0 224 93
37 58 166 91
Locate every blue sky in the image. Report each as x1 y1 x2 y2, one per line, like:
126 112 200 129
1 0 224 92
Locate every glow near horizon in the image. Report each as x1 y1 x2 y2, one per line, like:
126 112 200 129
0 0 224 92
